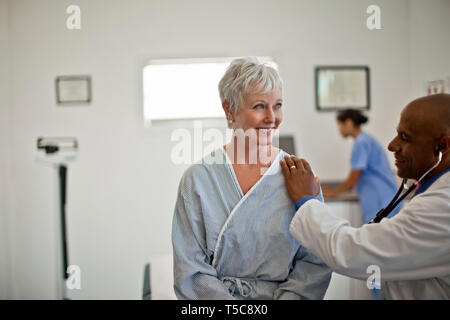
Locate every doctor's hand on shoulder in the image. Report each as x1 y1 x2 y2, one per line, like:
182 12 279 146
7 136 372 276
280 155 321 203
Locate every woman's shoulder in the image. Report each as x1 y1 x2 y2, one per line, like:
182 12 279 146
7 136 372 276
277 148 289 157
353 131 375 148
277 149 320 175
357 132 387 154
179 148 226 184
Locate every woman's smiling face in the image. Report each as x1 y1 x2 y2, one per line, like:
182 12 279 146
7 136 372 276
231 86 283 147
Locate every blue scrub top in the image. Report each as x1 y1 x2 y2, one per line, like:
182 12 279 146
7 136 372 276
351 132 400 223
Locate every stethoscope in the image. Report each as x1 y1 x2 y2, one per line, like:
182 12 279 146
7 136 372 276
370 151 443 224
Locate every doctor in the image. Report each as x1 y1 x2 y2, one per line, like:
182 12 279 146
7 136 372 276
280 93 450 299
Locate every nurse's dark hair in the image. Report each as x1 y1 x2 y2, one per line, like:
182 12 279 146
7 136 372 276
337 109 369 126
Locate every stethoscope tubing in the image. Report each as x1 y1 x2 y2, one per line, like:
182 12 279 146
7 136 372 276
370 152 442 224
371 180 414 223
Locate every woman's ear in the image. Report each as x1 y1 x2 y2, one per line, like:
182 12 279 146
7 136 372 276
222 100 233 121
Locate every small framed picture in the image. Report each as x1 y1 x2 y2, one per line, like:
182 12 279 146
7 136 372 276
55 75 92 105
425 79 446 95
315 66 370 112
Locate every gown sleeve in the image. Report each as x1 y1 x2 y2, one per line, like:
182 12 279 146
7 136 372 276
273 245 332 299
273 190 332 299
172 180 236 300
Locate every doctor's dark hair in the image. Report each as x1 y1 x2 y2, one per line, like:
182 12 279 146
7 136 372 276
337 109 369 126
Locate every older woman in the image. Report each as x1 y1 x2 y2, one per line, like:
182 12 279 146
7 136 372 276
172 57 331 299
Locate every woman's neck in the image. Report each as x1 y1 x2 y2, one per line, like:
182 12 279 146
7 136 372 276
224 140 279 167
351 127 362 139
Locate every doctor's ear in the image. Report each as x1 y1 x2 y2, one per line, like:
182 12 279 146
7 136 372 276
437 135 450 155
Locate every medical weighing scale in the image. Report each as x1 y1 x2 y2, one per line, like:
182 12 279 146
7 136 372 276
36 137 78 300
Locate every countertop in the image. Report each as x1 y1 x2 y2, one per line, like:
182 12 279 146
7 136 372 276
321 181 359 202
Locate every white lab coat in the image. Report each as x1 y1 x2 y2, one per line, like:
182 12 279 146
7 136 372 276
289 171 450 299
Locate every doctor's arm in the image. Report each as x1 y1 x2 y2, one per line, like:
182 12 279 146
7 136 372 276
289 198 450 281
281 156 450 281
172 187 235 300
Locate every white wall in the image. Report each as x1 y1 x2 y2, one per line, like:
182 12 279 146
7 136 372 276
0 0 12 299
408 0 450 98
3 0 445 299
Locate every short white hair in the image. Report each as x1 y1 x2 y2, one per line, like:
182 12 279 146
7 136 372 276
218 57 283 114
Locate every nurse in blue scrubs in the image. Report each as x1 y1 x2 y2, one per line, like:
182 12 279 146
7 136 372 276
323 109 401 223
322 109 401 300
322 109 401 299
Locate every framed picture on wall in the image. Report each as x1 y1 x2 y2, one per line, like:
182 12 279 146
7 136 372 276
55 75 92 105
315 66 370 112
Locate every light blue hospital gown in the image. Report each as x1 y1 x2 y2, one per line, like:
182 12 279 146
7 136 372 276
172 148 332 300
351 132 401 224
